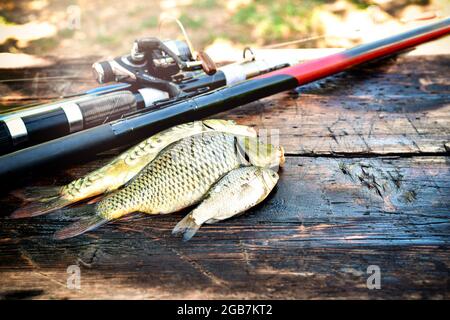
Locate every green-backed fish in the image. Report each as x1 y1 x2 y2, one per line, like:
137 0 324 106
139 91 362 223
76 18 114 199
54 132 284 239
172 166 279 241
10 120 256 218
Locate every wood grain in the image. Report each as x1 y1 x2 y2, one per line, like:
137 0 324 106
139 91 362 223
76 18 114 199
219 56 450 156
0 54 448 299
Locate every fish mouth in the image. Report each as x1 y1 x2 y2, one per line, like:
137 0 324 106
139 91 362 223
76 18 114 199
260 169 279 192
279 146 285 167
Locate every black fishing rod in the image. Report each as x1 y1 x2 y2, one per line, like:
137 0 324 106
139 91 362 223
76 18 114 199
0 17 448 178
0 36 296 155
0 37 215 155
0 73 204 155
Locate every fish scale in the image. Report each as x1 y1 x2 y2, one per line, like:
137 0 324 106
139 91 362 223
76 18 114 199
172 166 279 241
97 132 243 220
55 120 255 201
52 128 283 239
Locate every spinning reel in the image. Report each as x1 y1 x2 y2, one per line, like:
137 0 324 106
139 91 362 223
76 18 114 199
92 36 217 98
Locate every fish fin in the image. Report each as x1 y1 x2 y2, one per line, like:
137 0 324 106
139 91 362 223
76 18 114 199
11 186 61 202
54 206 108 240
172 213 201 241
10 197 72 219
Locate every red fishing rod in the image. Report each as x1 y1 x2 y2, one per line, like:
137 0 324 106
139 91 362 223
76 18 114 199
0 17 449 179
260 18 450 84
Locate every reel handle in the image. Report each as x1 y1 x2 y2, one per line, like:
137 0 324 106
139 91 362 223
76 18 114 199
197 51 217 75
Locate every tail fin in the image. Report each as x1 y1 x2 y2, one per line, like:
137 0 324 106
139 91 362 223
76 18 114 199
11 186 61 202
10 197 72 219
54 205 108 240
172 214 202 241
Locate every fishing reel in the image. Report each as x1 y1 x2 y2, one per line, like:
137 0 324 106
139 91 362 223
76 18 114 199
92 37 216 97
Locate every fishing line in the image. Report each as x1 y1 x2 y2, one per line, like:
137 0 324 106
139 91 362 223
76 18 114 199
158 16 197 58
0 75 87 83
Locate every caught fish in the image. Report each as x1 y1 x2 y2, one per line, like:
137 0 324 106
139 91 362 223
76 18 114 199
10 119 256 218
172 166 279 241
54 131 284 239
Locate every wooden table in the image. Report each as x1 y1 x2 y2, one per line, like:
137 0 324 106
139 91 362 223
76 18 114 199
0 54 448 299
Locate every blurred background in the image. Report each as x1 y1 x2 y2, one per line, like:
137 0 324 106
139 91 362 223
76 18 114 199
0 0 449 66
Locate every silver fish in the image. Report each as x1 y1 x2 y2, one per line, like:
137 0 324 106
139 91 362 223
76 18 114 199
54 132 284 239
11 119 256 218
172 166 279 241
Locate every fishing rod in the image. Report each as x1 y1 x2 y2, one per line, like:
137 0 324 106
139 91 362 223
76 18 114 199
0 17 448 179
0 35 298 155
0 82 133 121
0 36 215 154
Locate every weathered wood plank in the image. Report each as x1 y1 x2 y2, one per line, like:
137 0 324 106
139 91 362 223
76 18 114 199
218 56 450 156
0 156 448 299
2 55 448 155
0 54 448 299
